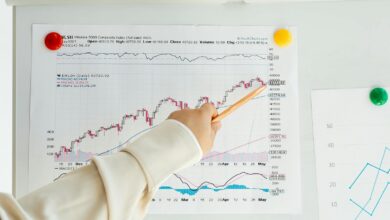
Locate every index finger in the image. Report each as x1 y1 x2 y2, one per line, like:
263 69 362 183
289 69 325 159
200 103 218 118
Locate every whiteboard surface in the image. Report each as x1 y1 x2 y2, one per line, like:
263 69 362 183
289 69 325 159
0 1 13 194
15 1 390 219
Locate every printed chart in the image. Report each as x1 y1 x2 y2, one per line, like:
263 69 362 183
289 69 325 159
312 89 390 219
29 25 300 213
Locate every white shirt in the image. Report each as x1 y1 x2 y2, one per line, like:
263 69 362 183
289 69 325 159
0 119 202 220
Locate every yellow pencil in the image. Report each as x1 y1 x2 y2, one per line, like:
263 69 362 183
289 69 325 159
212 85 267 122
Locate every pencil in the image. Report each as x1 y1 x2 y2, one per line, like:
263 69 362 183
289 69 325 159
212 85 267 123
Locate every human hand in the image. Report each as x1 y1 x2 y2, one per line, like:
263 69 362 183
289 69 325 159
168 103 222 154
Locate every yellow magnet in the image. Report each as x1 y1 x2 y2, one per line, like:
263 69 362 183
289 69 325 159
273 28 292 47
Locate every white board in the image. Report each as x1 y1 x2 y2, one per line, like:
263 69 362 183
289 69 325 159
14 1 390 219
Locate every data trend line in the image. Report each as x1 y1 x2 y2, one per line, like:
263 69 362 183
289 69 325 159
202 136 267 161
348 147 390 219
172 171 268 192
57 52 267 63
54 77 266 161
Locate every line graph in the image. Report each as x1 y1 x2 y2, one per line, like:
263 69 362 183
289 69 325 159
53 95 267 168
173 172 268 190
348 147 389 219
54 77 266 162
29 25 300 214
57 52 268 62
54 95 266 164
160 172 269 196
313 89 390 220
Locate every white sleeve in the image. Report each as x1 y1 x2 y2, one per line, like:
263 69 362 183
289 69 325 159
0 119 202 220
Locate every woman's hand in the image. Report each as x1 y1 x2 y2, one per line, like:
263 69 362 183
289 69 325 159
168 103 222 154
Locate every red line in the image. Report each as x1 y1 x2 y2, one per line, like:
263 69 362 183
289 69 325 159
175 171 267 189
202 136 267 161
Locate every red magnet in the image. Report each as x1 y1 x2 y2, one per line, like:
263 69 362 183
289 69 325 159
45 32 63 51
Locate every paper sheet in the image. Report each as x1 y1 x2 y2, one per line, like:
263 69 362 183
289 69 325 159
312 89 390 220
29 25 300 214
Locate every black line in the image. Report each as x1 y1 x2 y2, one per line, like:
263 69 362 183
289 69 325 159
57 52 267 63
173 172 268 192
53 172 67 181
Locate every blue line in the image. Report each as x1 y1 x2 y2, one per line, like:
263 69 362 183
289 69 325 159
349 163 390 189
348 147 389 219
371 182 390 214
349 199 372 216
349 182 390 217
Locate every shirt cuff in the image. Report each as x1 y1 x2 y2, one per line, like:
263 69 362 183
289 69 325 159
121 119 202 191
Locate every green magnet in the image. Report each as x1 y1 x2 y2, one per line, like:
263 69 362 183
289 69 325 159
370 87 388 106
